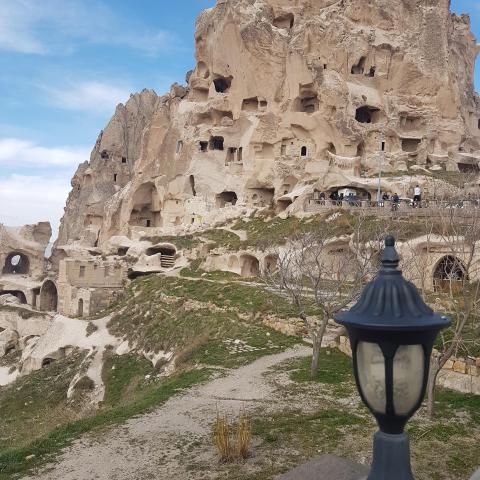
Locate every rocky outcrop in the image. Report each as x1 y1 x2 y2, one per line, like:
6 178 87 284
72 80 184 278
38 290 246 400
54 90 161 255
52 0 479 257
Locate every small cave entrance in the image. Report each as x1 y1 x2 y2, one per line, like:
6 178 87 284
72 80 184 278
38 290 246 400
209 136 224 151
240 254 260 277
146 245 177 257
356 141 365 158
351 56 366 75
117 247 129 256
277 198 293 212
242 97 260 112
0 290 27 304
42 358 56 368
213 76 232 93
434 256 467 293
301 146 307 157
216 191 238 208
129 182 161 228
199 141 208 152
77 299 84 318
226 147 242 165
40 280 58 312
458 163 480 174
294 90 319 114
146 244 177 269
326 142 337 155
189 175 197 196
355 106 381 124
401 138 421 153
2 252 30 275
273 13 294 29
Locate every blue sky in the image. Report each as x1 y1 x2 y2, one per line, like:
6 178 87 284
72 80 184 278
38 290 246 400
0 0 478 237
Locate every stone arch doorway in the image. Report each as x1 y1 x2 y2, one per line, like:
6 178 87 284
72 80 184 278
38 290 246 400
78 299 84 318
2 252 30 275
240 254 260 277
40 280 58 312
433 255 467 293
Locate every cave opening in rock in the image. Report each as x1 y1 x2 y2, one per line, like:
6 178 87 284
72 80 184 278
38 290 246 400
0 290 27 304
401 138 421 153
351 56 366 75
40 280 58 312
2 253 30 275
78 299 84 317
216 191 238 208
273 13 294 29
209 136 224 151
355 106 381 124
213 76 232 93
434 255 467 293
190 175 197 196
129 182 161 228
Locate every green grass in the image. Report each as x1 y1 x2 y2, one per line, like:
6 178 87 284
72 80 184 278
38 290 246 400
0 350 88 453
0 366 212 479
108 276 301 369
108 276 310 355
192 323 299 368
201 229 242 250
253 408 366 451
102 352 155 406
288 349 353 385
180 258 242 281
139 234 200 250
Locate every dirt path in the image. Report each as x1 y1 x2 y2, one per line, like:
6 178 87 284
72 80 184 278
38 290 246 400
24 346 310 480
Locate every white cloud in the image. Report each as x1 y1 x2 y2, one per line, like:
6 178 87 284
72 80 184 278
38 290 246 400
43 81 132 114
0 0 177 56
0 173 71 236
0 138 89 167
0 1 46 54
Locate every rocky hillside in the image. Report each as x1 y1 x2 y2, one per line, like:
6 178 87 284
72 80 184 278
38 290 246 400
53 0 480 258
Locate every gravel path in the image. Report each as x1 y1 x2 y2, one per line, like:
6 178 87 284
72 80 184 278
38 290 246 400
24 345 310 480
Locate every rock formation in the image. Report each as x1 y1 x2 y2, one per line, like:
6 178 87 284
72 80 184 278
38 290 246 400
54 0 480 254
1 0 480 385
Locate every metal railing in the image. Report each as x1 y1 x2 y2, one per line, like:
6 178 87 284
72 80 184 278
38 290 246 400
306 196 480 218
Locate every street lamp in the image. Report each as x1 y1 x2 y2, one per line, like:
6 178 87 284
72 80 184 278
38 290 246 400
335 236 450 480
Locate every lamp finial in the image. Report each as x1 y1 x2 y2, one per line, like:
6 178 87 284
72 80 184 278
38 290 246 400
381 235 399 270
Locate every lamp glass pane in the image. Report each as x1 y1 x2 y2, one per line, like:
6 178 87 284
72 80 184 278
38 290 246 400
357 341 386 414
393 345 424 416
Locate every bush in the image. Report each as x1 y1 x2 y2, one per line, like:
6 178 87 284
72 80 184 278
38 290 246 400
212 410 251 462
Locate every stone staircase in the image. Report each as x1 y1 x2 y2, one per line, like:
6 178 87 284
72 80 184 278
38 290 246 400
160 254 175 269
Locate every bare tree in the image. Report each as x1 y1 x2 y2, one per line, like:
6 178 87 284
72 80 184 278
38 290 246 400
401 204 480 418
422 208 480 418
264 211 389 378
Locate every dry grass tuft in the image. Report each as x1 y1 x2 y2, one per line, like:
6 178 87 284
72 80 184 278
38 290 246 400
236 413 251 460
213 409 251 462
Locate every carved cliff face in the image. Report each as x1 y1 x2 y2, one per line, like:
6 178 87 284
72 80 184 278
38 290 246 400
54 0 480 257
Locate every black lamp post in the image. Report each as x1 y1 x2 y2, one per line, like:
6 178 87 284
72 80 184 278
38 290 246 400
335 236 450 480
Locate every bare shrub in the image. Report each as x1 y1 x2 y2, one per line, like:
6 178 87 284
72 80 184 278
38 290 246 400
212 410 251 462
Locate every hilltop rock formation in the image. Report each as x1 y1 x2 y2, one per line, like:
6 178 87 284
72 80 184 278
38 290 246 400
2 0 480 342
53 0 480 254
